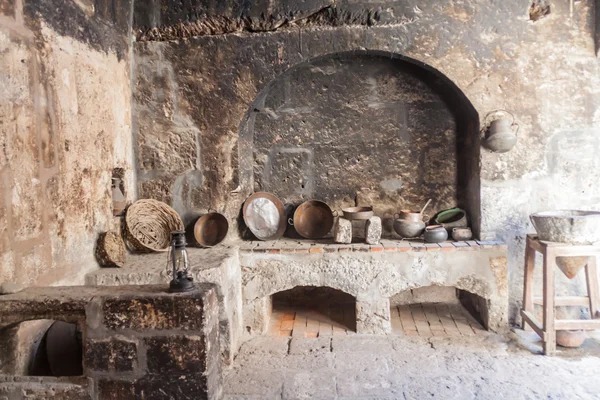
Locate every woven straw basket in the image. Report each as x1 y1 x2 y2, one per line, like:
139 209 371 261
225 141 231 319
125 199 184 252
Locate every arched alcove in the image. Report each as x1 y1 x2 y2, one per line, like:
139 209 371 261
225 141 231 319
268 286 356 336
240 50 480 237
389 286 488 336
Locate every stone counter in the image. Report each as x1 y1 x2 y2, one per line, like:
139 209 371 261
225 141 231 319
239 239 508 335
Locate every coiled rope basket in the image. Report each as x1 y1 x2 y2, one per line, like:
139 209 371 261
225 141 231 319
125 199 184 252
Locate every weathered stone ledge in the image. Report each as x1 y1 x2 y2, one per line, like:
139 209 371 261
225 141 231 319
239 238 508 254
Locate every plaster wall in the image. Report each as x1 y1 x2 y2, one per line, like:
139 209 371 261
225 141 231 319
0 0 134 288
131 0 600 323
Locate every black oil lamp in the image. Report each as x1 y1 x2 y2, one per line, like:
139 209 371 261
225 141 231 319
168 231 194 293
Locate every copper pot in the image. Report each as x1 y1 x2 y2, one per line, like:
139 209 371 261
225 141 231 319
193 212 229 247
291 200 335 239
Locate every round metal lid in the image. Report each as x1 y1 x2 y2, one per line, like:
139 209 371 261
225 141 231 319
243 192 287 241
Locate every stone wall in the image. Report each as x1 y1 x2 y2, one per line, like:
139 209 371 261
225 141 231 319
131 0 600 323
249 52 472 217
0 0 135 288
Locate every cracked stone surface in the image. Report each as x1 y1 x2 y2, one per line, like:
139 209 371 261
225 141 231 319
223 331 600 399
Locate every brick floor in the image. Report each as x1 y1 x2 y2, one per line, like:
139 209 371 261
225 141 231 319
268 302 483 338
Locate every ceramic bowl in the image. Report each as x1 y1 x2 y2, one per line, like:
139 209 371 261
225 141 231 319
452 227 472 241
556 330 586 348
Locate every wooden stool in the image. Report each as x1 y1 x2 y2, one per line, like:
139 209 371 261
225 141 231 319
521 234 600 355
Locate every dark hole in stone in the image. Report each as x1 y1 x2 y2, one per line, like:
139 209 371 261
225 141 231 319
530 0 551 21
112 167 126 196
0 320 83 377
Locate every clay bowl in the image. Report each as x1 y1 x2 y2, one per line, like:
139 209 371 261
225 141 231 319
556 330 586 348
555 256 589 280
424 225 448 243
452 227 473 241
342 206 374 221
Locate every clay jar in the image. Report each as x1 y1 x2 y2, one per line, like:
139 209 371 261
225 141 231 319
424 225 448 243
452 227 473 241
393 210 426 239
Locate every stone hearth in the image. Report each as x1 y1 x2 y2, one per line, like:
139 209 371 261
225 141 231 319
84 239 508 364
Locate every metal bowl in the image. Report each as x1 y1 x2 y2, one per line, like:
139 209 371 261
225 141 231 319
193 212 229 247
243 192 287 241
530 210 600 244
342 206 374 220
293 200 335 239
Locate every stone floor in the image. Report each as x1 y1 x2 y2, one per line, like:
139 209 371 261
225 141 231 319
223 330 600 399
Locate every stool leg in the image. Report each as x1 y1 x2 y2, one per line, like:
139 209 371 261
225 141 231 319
585 256 600 319
522 241 536 330
543 249 556 355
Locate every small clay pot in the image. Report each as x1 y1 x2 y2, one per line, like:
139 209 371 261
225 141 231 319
424 225 448 243
556 330 586 348
452 227 473 241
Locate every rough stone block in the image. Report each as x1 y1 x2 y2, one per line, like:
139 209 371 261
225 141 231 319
84 338 138 373
356 298 391 334
145 335 208 375
97 379 136 400
334 217 352 244
134 373 214 400
365 216 382 244
102 297 205 331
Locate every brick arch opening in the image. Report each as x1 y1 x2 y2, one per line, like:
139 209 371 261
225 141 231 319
389 286 488 336
269 286 357 337
239 50 481 237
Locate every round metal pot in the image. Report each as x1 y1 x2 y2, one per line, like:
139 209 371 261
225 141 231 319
393 210 425 238
243 192 287 241
424 225 448 243
193 212 229 247
292 200 335 239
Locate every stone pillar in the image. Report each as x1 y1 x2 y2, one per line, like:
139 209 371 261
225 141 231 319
356 296 391 334
86 284 222 400
242 296 272 337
